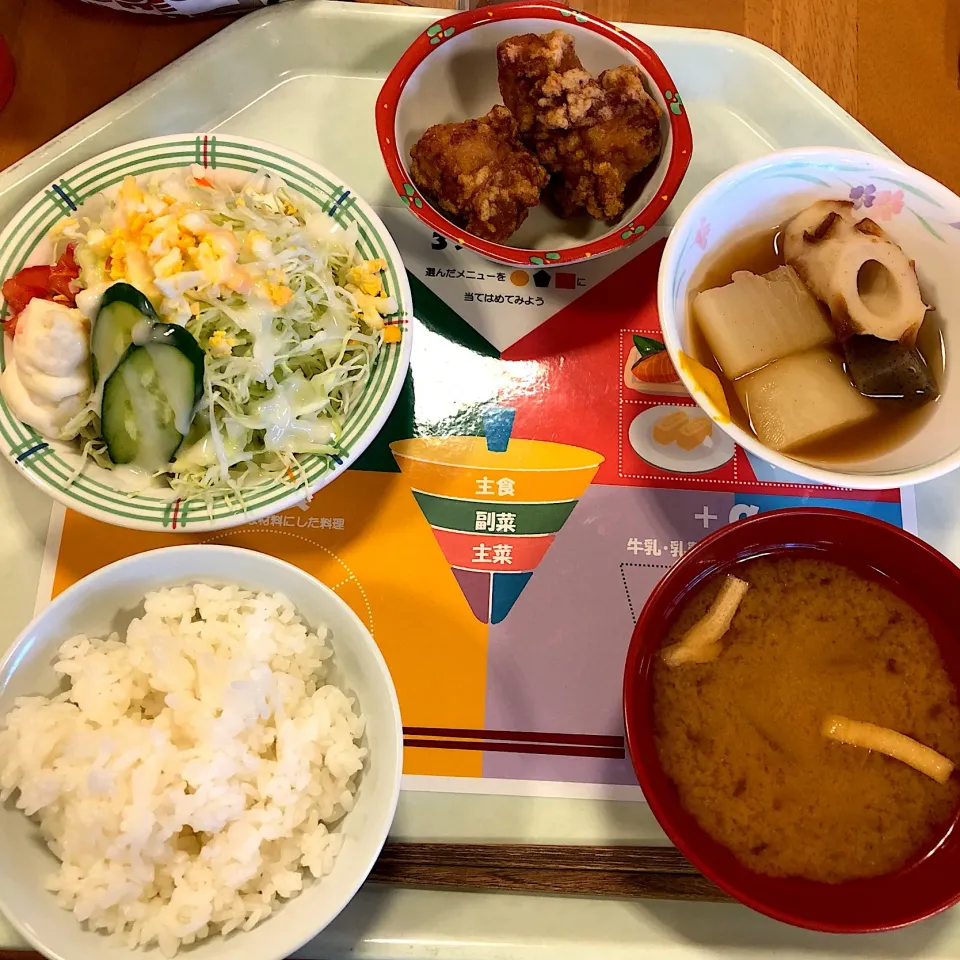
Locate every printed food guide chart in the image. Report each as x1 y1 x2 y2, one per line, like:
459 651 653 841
37 213 917 802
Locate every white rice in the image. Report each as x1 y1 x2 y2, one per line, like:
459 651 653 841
0 583 366 956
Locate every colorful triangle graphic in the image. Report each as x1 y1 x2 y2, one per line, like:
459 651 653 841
391 436 603 624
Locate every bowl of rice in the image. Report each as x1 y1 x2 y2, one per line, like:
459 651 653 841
0 545 402 960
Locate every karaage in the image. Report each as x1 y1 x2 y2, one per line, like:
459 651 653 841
496 30 585 136
497 32 663 220
539 64 663 219
409 105 548 244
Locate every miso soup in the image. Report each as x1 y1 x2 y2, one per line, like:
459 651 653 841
653 556 960 883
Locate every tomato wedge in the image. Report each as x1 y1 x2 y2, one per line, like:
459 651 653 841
2 266 53 335
47 244 80 300
1 244 81 336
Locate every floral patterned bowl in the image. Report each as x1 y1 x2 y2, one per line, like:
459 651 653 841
376 0 692 267
658 147 960 490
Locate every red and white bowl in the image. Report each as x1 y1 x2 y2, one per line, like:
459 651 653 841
376 0 693 267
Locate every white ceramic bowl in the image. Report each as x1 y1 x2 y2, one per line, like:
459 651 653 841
0 545 403 960
658 147 960 489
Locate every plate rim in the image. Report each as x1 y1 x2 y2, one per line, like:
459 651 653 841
0 133 413 533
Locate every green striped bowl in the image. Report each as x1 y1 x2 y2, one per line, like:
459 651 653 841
0 135 413 532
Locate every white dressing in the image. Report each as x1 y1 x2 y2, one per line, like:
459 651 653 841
0 300 93 440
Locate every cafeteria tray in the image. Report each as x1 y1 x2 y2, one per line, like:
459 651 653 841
2 2 960 957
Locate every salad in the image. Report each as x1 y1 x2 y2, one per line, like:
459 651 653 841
0 166 399 500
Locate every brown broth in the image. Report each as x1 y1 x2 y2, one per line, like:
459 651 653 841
652 556 960 883
687 228 943 465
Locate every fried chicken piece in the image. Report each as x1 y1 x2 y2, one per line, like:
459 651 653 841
540 65 663 220
409 106 549 244
497 30 584 136
497 30 663 220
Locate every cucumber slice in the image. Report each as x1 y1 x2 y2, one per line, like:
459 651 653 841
101 324 205 469
140 321 205 371
91 283 159 384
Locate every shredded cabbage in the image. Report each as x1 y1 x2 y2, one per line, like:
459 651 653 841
66 166 395 501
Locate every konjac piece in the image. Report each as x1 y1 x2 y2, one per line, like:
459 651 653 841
735 348 877 453
409 106 549 244
692 266 835 380
842 335 938 403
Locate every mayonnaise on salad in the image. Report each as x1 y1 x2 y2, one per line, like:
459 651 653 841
0 299 92 440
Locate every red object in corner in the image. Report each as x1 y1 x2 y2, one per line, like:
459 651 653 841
0 35 13 113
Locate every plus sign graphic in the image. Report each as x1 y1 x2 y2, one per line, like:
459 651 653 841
694 506 718 529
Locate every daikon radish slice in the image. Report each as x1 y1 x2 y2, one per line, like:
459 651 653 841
822 715 955 784
692 266 835 379
662 575 749 666
735 348 877 453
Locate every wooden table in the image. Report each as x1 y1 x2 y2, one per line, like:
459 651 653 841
0 0 958 190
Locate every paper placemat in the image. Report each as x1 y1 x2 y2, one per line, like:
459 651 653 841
37 215 916 802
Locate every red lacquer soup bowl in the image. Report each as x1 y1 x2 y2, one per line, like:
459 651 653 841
623 508 960 932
